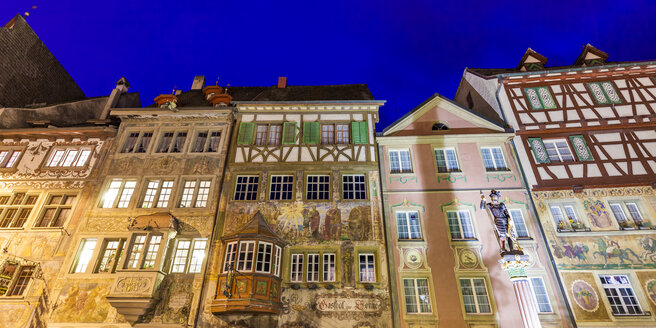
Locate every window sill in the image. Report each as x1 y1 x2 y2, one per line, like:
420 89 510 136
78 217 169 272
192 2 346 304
0 227 25 231
390 172 415 175
31 226 65 231
0 296 25 301
398 238 424 242
451 238 479 242
612 311 651 318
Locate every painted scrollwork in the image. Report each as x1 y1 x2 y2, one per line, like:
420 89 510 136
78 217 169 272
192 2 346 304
114 277 152 293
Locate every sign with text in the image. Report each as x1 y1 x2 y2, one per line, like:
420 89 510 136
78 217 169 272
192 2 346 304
315 296 382 312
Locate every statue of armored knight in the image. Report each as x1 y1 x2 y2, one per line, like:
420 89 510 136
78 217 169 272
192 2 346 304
480 190 523 255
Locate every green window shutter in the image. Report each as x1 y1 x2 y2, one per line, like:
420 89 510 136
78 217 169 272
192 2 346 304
237 122 254 145
524 87 556 110
303 122 319 144
528 138 550 164
351 121 369 144
524 88 544 110
282 122 297 145
569 135 594 161
587 82 609 104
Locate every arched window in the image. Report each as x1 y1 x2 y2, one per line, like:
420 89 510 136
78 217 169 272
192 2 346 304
432 122 449 131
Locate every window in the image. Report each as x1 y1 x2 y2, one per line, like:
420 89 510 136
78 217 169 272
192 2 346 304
171 239 207 273
143 235 162 269
273 246 282 277
101 179 137 208
342 174 366 200
255 242 273 274
269 175 293 201
529 277 552 313
45 148 92 167
223 242 238 272
396 211 422 240
121 131 153 153
447 210 475 240
460 278 492 314
549 204 580 229
141 179 174 208
389 150 412 173
0 193 38 228
524 87 556 110
434 148 459 173
178 179 211 208
543 139 574 162
0 149 22 168
432 122 449 131
306 175 330 200
96 239 125 273
321 124 350 145
35 194 76 227
403 278 432 314
508 209 529 238
72 239 97 273
480 147 508 171
234 175 259 201
290 254 304 283
157 131 187 153
323 253 335 282
600 275 643 316
609 201 646 228
7 266 34 296
192 131 221 152
255 124 282 146
588 82 622 105
127 234 147 269
307 254 320 282
237 241 255 272
359 253 376 282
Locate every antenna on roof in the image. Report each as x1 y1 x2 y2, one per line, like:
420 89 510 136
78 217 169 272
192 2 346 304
24 5 37 19
216 76 220 86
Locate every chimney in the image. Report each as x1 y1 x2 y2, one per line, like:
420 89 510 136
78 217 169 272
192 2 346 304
191 76 206 90
277 76 287 88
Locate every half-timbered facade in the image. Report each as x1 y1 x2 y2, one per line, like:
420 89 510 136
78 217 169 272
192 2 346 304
197 79 393 327
47 76 233 327
378 93 569 328
456 44 656 326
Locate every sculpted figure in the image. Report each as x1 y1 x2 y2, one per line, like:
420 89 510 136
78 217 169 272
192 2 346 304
480 190 522 254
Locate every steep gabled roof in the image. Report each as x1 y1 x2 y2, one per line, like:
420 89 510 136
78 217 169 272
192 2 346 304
382 92 505 136
224 212 281 240
0 14 85 107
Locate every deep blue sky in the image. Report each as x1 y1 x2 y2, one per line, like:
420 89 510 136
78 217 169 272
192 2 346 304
2 1 655 129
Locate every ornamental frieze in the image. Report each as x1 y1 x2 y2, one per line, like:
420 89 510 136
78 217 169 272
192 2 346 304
85 217 131 232
114 276 153 293
0 180 85 190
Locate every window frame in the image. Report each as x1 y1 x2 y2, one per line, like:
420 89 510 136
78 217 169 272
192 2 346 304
71 238 98 273
155 130 188 153
434 148 461 173
508 208 530 239
446 209 476 241
287 249 338 284
341 173 367 200
268 174 295 201
0 192 39 229
233 175 260 201
139 178 176 209
99 178 138 208
549 203 585 231
94 238 126 274
528 276 553 314
320 122 350 145
403 277 433 314
358 252 377 283
255 241 274 274
542 139 575 163
0 148 24 170
459 277 493 315
42 146 94 169
236 240 256 272
191 130 222 153
599 274 643 316
171 238 208 274
480 146 509 172
305 174 331 201
34 193 78 228
388 149 413 174
254 123 283 146
396 210 423 240
120 131 154 154
608 200 648 229
3 264 35 296
177 178 212 208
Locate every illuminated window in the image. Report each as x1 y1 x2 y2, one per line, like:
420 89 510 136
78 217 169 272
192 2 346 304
95 239 125 273
45 148 92 167
35 194 76 227
100 179 137 208
178 179 212 208
140 179 174 208
459 278 492 314
0 150 22 168
143 235 162 268
127 234 147 269
600 275 643 316
359 253 376 282
389 150 412 173
72 239 97 273
0 193 38 228
403 278 432 314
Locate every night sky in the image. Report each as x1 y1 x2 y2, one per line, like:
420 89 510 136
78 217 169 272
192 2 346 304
2 1 655 130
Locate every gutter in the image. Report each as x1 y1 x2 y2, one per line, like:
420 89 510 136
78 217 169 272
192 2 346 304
470 60 656 80
494 78 577 328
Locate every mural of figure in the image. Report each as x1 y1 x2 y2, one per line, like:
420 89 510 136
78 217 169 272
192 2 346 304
592 237 642 267
324 203 341 240
639 236 656 262
308 206 321 238
341 241 354 287
348 206 372 241
584 199 613 228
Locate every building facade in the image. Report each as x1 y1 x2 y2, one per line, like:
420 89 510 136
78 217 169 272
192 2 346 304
197 80 394 328
378 94 570 327
457 45 656 326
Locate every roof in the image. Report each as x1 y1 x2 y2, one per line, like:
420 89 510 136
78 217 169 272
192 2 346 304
382 92 505 135
147 84 374 107
223 212 282 241
0 15 85 107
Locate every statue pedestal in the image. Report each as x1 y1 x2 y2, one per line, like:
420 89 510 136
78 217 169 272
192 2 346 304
499 254 541 328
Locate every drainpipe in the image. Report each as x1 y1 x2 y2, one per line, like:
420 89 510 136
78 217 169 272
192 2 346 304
376 141 401 328
193 110 235 327
494 77 577 328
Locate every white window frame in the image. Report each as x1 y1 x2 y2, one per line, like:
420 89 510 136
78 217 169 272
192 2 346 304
236 241 255 272
459 277 493 314
508 209 530 238
273 246 282 277
529 277 553 314
403 278 433 314
100 179 137 208
323 253 336 282
543 139 574 162
342 174 366 200
609 201 647 227
141 179 175 208
234 175 259 201
178 179 212 208
358 253 376 283
126 234 147 269
306 175 330 200
72 238 97 273
121 131 154 153
255 242 273 274
307 253 320 282
223 242 238 273
396 211 422 240
290 253 304 283
480 146 508 171
447 210 476 240
143 235 163 269
0 149 22 168
45 147 92 168
269 175 294 201
434 148 460 173
95 238 125 273
599 274 643 316
389 149 413 174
